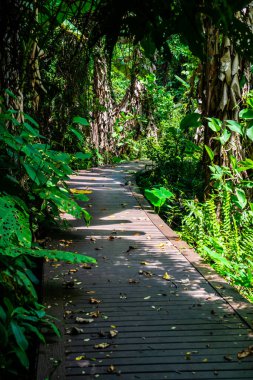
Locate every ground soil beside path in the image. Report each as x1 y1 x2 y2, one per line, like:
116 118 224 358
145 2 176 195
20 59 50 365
37 161 253 380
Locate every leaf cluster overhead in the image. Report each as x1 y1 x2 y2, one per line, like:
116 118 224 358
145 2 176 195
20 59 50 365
89 0 253 59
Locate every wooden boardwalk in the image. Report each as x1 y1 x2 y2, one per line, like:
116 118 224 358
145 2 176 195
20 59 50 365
37 162 253 380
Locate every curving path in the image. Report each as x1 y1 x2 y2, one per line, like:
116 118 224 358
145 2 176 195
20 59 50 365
37 162 253 380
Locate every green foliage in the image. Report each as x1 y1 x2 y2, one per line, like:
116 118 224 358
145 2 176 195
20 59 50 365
181 114 253 299
0 99 95 375
0 99 91 227
0 255 61 373
145 187 174 212
138 106 204 228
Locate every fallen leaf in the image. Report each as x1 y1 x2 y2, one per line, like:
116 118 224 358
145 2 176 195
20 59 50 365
110 325 117 329
90 236 96 242
128 279 139 284
70 188 93 194
94 343 110 349
109 330 118 338
237 345 253 359
81 263 92 269
88 310 101 318
185 352 191 360
163 272 171 281
66 327 84 335
126 245 137 253
107 365 117 373
86 290 96 294
224 355 233 362
108 235 115 240
75 317 94 324
75 355 86 361
158 243 165 248
89 298 101 304
139 270 153 277
140 261 152 266
202 358 208 362
146 235 152 240
144 296 151 300
68 269 78 274
63 280 75 288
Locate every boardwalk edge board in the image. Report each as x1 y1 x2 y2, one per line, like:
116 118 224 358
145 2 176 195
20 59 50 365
126 170 253 330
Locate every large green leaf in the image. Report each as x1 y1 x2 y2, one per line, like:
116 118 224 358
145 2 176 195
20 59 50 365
238 158 253 172
2 246 96 264
20 323 45 343
234 188 247 209
72 116 89 126
145 187 174 208
203 246 232 269
74 152 92 160
37 186 91 224
219 129 231 145
246 126 253 141
239 108 253 119
69 127 84 143
23 163 41 185
205 145 215 161
22 122 41 137
0 196 32 248
10 321 29 351
180 113 201 130
15 269 37 299
207 117 222 132
226 120 243 135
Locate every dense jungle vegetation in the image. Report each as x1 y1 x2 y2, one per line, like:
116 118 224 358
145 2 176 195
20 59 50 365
1 0 253 377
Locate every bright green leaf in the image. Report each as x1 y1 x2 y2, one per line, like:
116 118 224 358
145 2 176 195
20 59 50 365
72 116 89 126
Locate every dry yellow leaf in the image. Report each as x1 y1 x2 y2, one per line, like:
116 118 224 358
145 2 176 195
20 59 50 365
69 268 78 273
89 297 101 304
163 272 171 280
237 345 253 359
94 343 110 349
109 330 118 338
75 355 86 361
70 188 93 194
88 310 101 318
107 365 117 373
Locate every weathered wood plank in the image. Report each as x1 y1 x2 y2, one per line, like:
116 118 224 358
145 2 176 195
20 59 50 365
36 162 253 380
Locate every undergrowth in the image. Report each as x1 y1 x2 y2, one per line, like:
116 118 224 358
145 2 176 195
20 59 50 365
0 90 95 377
138 103 253 302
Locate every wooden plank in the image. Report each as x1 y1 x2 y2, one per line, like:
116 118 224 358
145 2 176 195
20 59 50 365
36 162 253 380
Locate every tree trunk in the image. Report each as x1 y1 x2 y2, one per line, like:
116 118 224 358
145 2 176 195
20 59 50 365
92 43 115 151
200 8 252 189
91 43 157 154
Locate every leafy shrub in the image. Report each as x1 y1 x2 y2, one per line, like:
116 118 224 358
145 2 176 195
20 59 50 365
181 110 253 300
0 91 95 375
